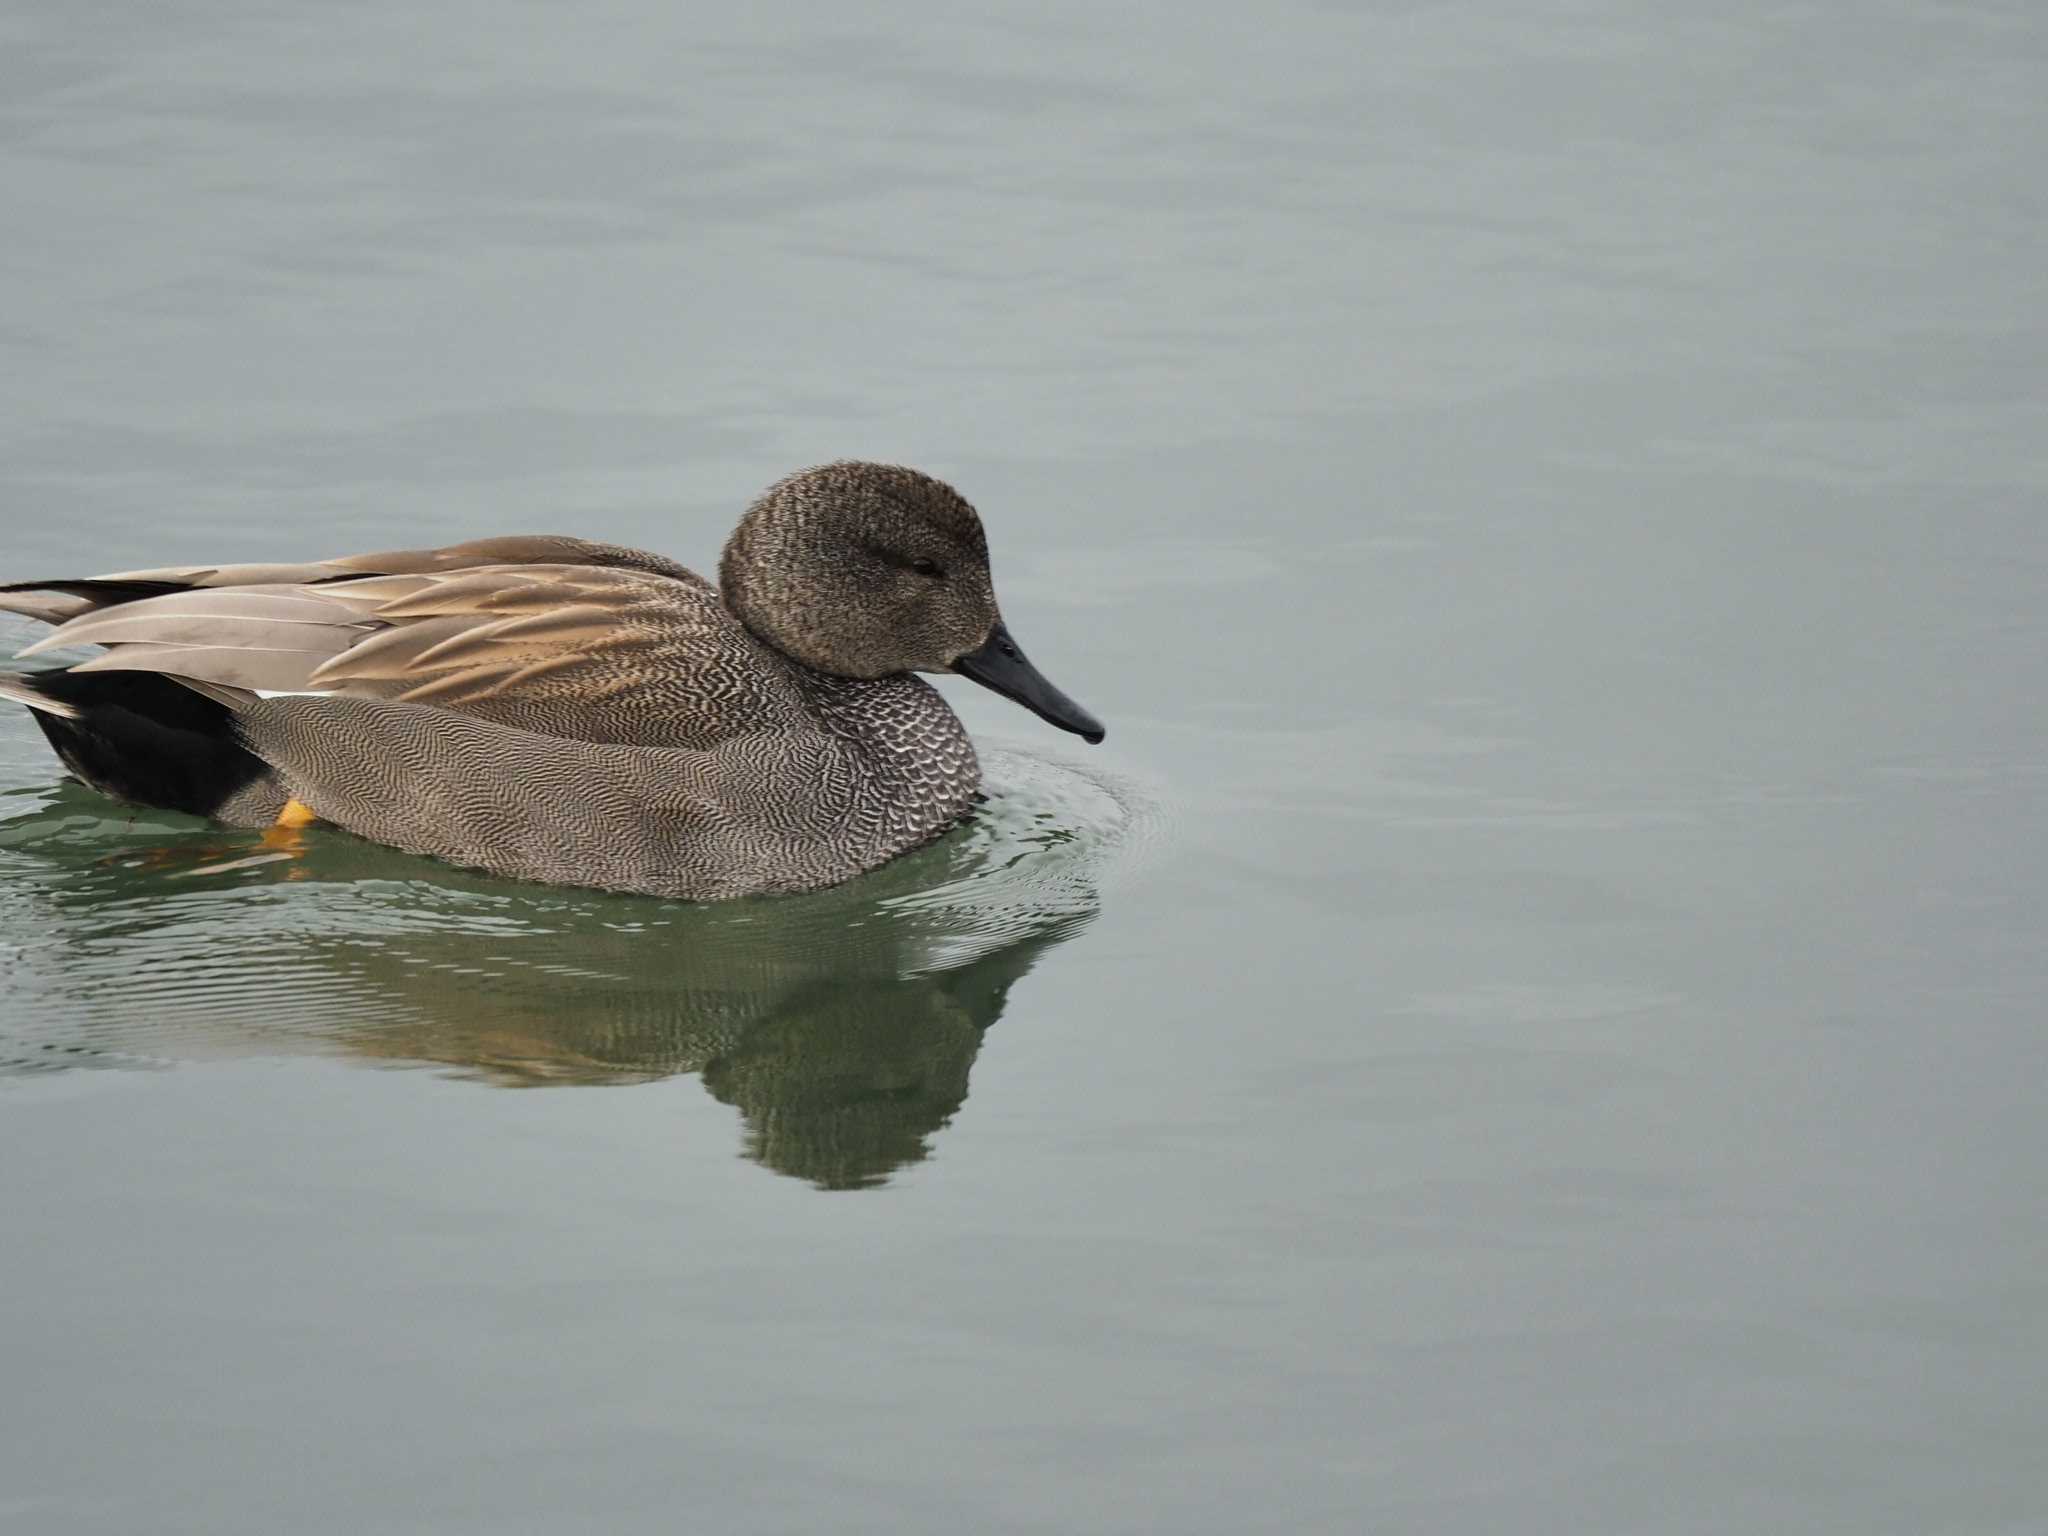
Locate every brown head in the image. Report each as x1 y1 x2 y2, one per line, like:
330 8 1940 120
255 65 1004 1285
720 461 1104 743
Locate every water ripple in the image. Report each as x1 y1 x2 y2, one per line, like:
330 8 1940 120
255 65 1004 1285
0 744 1156 1188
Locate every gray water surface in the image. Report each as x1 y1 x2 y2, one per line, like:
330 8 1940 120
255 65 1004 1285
4 4 2046 1533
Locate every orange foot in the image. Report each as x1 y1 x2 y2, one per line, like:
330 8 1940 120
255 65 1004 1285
258 800 319 873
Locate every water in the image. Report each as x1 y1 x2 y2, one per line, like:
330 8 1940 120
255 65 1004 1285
3 3 2045 1532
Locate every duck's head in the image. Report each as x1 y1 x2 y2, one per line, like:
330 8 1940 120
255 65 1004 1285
719 461 1105 744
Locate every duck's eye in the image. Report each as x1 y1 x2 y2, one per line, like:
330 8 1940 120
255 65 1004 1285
910 557 945 579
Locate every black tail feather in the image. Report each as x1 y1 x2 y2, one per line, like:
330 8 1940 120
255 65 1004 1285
4 670 267 818
0 578 190 604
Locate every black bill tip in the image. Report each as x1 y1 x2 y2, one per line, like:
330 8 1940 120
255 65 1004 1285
953 622 1105 744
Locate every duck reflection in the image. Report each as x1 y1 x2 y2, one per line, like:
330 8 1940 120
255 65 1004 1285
0 752 1120 1190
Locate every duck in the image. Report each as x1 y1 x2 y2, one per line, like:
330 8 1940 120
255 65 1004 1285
0 460 1105 900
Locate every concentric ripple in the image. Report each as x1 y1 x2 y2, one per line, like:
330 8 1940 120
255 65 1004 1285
0 739 1156 1187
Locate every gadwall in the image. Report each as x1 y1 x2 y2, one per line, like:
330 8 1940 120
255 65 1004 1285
0 461 1105 899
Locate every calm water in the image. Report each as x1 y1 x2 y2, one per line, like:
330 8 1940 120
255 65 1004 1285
4 4 2046 1532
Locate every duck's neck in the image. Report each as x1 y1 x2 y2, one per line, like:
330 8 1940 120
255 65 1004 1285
795 669 982 841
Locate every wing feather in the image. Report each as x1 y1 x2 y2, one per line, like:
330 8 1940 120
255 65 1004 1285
10 555 808 749
83 535 707 593
68 642 352 694
18 588 372 660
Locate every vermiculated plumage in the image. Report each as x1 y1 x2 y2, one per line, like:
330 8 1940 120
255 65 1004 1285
0 462 1104 899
